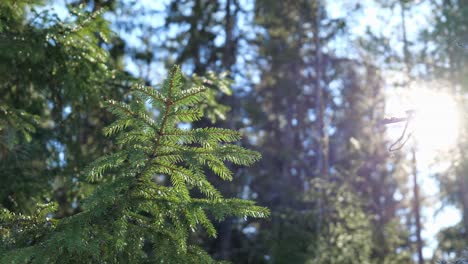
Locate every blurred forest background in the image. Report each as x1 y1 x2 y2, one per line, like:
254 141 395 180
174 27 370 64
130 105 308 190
1 0 468 263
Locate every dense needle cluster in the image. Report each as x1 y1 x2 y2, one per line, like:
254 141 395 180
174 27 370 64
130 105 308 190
0 66 268 263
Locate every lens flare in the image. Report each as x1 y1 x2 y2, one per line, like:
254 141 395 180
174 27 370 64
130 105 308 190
386 85 461 158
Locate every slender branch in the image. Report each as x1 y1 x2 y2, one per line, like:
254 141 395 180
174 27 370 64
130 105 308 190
380 116 407 125
135 67 177 179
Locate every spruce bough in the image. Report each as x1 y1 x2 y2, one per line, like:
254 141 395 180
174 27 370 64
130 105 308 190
0 66 269 263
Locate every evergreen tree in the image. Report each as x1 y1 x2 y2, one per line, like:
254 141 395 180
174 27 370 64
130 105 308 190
0 0 129 217
247 1 412 263
306 179 373 264
246 1 384 263
0 65 268 263
330 59 412 263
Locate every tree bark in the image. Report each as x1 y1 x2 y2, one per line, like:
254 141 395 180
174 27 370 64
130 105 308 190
401 3 424 262
412 148 424 264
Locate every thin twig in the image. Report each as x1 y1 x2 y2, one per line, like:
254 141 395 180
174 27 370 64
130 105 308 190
388 115 414 152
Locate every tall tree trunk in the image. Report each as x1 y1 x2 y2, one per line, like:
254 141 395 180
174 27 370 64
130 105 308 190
314 0 328 179
412 148 424 264
215 0 239 259
314 0 328 233
401 3 424 262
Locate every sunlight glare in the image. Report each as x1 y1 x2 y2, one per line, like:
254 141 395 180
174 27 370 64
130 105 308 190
408 87 461 152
